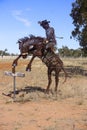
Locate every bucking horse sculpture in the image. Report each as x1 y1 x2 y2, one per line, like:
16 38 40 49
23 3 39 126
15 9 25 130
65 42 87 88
12 35 67 93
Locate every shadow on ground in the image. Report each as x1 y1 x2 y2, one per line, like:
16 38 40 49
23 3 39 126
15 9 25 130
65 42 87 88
17 86 46 94
65 66 87 76
2 86 46 97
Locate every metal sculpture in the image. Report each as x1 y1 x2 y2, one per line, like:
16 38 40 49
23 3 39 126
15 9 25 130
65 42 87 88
12 35 67 93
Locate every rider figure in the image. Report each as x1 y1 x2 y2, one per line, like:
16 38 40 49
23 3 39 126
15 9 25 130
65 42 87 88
38 20 57 53
28 20 57 57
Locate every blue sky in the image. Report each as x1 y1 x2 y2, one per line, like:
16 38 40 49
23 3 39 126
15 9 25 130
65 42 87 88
0 0 80 54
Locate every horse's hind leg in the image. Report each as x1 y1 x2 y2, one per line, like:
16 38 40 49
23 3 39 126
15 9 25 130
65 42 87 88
46 68 52 93
55 70 59 92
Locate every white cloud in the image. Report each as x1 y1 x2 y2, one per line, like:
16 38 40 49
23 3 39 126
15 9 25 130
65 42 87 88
12 10 31 27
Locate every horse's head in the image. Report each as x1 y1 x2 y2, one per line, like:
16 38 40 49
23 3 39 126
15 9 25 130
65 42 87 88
17 37 29 59
17 35 46 58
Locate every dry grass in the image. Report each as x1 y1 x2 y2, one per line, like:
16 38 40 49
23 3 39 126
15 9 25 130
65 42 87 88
0 56 87 103
0 56 87 130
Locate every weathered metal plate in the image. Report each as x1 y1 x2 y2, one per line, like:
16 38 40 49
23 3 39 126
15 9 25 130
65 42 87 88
4 71 13 76
4 71 25 77
15 72 25 77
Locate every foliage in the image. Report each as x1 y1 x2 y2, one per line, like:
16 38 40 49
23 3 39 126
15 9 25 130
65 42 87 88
0 49 17 56
0 49 9 56
58 46 86 57
70 0 87 50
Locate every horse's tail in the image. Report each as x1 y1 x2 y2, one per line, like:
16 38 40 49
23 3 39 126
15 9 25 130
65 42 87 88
61 66 67 83
56 55 67 83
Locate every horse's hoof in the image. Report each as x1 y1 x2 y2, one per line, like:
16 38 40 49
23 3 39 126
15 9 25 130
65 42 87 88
12 63 17 67
45 89 49 94
26 68 31 72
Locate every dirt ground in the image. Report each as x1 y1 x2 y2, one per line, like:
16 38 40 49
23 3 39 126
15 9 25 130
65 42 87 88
0 57 87 130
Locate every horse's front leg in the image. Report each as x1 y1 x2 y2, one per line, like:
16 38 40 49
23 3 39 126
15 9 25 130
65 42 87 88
12 54 21 66
12 54 22 73
26 56 35 71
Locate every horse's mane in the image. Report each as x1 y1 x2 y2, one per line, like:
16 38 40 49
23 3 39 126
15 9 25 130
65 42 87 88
29 34 44 41
18 36 29 43
17 34 45 44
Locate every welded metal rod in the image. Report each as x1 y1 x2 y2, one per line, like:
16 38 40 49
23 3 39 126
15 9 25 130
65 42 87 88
13 76 16 100
12 64 16 101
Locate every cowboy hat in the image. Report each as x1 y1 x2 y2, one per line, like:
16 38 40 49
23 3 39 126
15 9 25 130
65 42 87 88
38 20 50 26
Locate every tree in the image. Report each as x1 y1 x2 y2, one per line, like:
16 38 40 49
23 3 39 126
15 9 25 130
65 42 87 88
0 49 10 56
70 0 87 53
58 46 83 57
